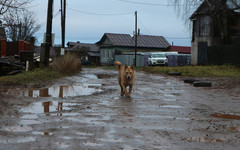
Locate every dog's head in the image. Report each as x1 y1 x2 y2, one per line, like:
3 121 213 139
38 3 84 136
124 64 135 80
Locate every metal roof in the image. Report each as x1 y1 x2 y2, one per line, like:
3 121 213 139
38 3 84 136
169 46 191 54
137 35 170 48
97 33 170 49
66 42 99 52
87 52 100 57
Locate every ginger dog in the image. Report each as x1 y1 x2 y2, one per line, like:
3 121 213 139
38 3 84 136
114 61 136 98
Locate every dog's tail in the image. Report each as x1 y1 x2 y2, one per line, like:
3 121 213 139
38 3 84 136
114 61 122 69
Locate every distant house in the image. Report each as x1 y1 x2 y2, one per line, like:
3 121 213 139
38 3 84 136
96 33 170 65
34 46 60 58
66 42 100 65
190 0 240 65
166 46 191 54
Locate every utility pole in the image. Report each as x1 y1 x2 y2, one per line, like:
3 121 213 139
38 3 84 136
61 0 66 49
40 0 54 67
134 11 137 67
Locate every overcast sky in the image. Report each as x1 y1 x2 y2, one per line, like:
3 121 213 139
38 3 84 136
30 0 193 46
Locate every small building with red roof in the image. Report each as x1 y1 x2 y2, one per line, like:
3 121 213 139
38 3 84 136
166 46 191 54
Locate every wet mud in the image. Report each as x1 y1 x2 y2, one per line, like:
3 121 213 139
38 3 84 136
0 68 239 150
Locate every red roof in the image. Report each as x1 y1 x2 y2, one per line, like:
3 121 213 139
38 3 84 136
169 46 191 54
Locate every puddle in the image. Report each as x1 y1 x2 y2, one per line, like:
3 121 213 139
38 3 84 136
84 142 104 147
160 105 183 109
32 131 54 136
98 138 124 143
75 132 93 136
211 113 240 120
139 115 190 120
3 84 102 98
21 101 76 114
81 74 114 79
19 120 42 125
0 137 36 144
184 137 223 143
1 126 32 132
55 142 70 149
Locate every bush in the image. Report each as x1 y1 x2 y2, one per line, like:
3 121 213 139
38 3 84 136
51 53 82 75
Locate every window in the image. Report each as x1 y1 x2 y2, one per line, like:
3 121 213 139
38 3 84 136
108 51 112 59
200 16 210 36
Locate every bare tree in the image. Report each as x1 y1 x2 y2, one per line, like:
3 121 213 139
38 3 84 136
3 10 41 42
169 0 240 42
0 0 32 15
170 0 240 18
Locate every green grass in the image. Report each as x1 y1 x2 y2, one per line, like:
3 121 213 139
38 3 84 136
0 68 62 85
143 65 240 77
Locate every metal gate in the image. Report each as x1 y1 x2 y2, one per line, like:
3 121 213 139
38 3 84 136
115 54 145 67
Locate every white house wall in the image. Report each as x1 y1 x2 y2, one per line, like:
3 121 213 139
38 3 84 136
100 48 115 64
191 37 212 65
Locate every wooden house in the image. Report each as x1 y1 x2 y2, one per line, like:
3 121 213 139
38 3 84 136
190 0 240 65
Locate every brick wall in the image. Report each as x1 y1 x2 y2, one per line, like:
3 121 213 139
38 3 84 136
0 40 30 57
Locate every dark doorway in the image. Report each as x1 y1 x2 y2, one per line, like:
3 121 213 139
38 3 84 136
198 42 208 65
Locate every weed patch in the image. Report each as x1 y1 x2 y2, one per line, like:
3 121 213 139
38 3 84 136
51 53 82 75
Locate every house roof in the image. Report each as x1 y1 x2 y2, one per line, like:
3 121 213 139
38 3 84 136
88 52 100 57
97 33 170 49
137 35 170 48
66 42 99 52
169 46 191 54
190 0 240 19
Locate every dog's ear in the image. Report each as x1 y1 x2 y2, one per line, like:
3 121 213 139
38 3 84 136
124 64 128 70
131 64 134 70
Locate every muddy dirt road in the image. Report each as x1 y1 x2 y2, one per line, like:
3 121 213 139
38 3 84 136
0 68 240 150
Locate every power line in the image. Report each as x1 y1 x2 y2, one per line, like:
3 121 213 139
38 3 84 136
67 7 134 16
115 0 181 6
39 10 61 27
37 10 61 42
115 0 200 7
166 37 191 39
138 17 152 35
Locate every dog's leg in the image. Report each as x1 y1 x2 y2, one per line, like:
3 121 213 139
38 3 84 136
128 84 133 97
120 85 124 96
121 83 129 97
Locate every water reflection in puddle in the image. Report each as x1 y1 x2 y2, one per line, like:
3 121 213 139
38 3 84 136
32 131 54 136
160 105 183 109
1 126 32 132
21 101 75 115
81 74 115 79
0 137 36 144
3 84 102 98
